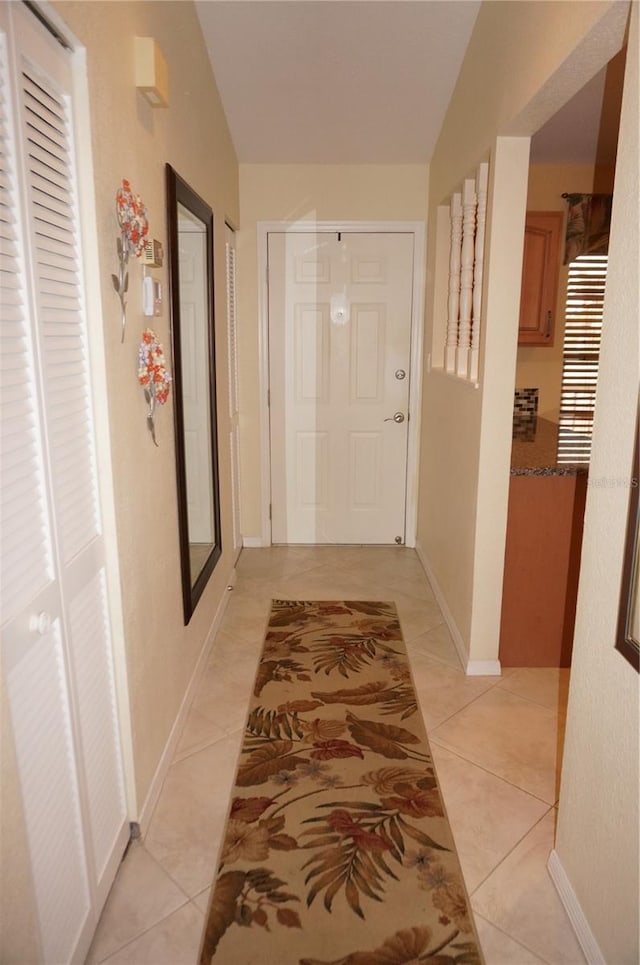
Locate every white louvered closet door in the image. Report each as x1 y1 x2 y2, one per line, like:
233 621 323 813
0 6 127 962
226 224 242 555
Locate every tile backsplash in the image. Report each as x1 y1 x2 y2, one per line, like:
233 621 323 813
513 388 538 440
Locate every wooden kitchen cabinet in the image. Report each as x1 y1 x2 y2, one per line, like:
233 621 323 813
518 211 563 345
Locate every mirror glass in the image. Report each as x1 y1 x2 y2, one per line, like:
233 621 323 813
166 165 221 624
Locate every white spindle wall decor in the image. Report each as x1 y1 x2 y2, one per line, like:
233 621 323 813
445 192 462 373
441 162 489 382
470 163 488 382
456 178 477 377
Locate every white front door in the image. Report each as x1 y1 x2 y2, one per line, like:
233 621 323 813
269 231 414 544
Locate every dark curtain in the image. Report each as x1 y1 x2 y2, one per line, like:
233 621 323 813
563 193 613 264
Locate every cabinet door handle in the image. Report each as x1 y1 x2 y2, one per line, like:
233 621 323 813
546 311 552 337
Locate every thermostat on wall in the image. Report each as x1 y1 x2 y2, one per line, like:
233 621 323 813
143 275 162 316
142 239 164 267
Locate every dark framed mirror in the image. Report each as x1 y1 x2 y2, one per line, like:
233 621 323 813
616 406 639 671
166 165 221 624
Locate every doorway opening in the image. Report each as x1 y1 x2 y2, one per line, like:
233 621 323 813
501 47 625 670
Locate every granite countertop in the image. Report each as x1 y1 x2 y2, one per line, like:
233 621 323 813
510 417 588 476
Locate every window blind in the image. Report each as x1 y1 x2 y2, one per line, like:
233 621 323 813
557 253 607 465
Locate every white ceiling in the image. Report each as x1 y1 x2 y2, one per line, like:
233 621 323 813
196 0 481 163
195 0 611 166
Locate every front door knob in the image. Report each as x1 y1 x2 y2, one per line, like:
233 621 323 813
384 412 405 424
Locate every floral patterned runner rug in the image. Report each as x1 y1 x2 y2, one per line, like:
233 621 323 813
199 600 483 965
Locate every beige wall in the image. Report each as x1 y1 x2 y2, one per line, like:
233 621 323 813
516 164 595 422
555 4 639 958
430 1 628 198
417 0 628 666
1 3 238 958
237 164 428 538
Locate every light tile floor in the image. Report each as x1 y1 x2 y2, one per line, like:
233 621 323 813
87 547 584 965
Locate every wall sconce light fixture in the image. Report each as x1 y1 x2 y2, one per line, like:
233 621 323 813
135 37 169 108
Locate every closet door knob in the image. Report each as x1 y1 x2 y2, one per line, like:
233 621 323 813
29 611 51 636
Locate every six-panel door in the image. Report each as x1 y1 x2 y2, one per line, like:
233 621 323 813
269 231 414 544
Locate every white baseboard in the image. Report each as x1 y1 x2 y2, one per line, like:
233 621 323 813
137 568 236 835
242 536 266 548
414 541 501 677
466 659 501 676
414 541 470 669
547 849 606 964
